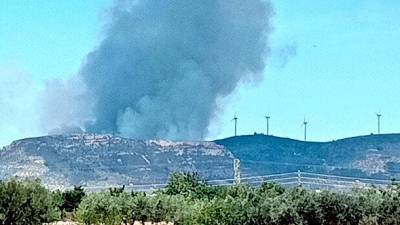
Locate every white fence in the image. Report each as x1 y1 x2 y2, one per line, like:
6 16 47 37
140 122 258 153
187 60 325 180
58 170 394 192
238 171 393 191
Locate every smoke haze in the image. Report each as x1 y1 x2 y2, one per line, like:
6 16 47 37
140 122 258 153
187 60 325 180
0 66 42 146
274 42 297 69
41 77 92 134
47 0 274 140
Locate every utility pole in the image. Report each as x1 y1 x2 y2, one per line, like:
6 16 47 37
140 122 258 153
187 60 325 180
297 170 302 186
233 159 241 185
265 115 270 135
376 113 382 134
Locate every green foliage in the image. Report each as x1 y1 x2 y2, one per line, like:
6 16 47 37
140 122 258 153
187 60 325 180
163 172 217 199
109 185 125 196
72 174 400 225
75 191 134 225
284 188 320 225
258 182 285 197
59 186 86 212
0 179 61 225
376 187 400 224
2 173 400 225
75 191 198 225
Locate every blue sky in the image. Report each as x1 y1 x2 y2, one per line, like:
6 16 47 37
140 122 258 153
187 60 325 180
0 0 110 81
216 0 400 141
1 0 400 145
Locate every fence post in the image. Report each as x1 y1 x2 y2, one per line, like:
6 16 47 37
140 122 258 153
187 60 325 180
297 170 301 186
234 159 241 185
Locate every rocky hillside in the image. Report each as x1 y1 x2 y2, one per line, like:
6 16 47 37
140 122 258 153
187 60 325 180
1 133 400 190
0 134 234 189
216 133 400 179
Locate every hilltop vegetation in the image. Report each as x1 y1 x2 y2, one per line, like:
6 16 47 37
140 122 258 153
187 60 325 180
1 173 400 225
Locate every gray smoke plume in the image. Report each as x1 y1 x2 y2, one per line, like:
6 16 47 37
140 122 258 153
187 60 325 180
41 77 92 134
78 0 274 140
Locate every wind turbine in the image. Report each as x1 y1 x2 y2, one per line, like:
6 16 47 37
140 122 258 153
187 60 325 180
376 113 382 134
232 113 238 137
265 114 271 135
302 117 308 142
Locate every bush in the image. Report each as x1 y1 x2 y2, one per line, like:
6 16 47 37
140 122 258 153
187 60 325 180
258 182 285 197
73 174 400 225
0 179 61 225
59 186 86 213
75 191 134 225
163 172 217 199
76 190 198 225
376 188 400 224
4 174 400 225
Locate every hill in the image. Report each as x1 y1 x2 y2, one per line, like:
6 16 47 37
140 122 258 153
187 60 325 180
1 133 400 189
215 133 400 179
0 134 234 189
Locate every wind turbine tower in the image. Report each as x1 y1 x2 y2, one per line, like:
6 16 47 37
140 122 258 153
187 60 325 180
265 115 270 135
376 113 382 134
303 117 308 142
233 114 238 137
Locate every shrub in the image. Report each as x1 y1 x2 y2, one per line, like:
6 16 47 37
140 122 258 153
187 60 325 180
59 186 86 213
258 182 285 197
75 191 135 225
5 174 400 225
163 172 217 199
0 179 61 225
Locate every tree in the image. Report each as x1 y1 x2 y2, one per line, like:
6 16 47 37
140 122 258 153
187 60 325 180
0 179 60 225
109 185 125 196
163 172 216 199
60 186 86 212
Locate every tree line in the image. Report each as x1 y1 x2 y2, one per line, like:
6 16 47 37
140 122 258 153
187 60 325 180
1 173 400 225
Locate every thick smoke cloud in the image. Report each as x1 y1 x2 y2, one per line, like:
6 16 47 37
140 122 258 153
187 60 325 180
78 0 274 140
